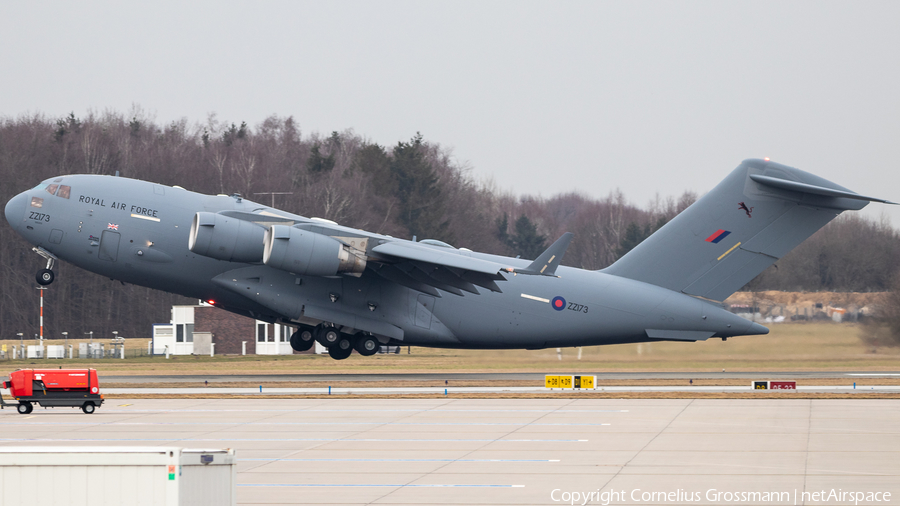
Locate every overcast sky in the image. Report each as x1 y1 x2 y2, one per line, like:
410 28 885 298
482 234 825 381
2 1 899 224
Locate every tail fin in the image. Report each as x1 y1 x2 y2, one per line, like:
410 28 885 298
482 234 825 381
603 159 893 301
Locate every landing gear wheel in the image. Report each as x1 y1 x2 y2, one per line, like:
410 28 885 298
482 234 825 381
36 269 54 285
81 402 96 414
289 326 315 352
315 325 340 347
354 333 380 356
17 402 32 414
328 337 353 360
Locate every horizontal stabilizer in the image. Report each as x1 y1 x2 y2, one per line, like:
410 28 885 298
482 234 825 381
516 232 573 276
749 174 897 204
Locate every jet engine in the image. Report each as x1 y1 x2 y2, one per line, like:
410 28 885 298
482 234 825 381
189 212 265 262
263 225 366 276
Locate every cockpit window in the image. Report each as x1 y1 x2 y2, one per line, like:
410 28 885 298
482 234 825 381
31 197 43 208
57 185 71 199
46 184 59 195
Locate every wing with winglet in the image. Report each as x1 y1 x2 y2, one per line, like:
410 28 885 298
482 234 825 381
192 207 576 297
515 232 574 276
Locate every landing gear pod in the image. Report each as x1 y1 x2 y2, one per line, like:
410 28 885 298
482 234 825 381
263 225 366 276
189 212 266 262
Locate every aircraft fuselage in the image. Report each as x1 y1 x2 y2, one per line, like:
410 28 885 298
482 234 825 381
5 174 764 351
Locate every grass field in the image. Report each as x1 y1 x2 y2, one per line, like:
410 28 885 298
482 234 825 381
0 322 897 376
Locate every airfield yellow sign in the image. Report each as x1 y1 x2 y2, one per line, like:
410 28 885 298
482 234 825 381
545 375 596 389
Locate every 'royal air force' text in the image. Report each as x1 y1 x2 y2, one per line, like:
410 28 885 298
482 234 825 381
78 196 159 218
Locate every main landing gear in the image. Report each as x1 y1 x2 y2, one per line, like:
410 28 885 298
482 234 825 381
33 247 58 286
289 325 316 352
288 323 381 360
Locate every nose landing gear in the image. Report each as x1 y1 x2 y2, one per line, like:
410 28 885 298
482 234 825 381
33 247 58 286
37 269 54 285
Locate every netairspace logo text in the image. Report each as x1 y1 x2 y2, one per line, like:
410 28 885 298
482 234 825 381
549 488 892 505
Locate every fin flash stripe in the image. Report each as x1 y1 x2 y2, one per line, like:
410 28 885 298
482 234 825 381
705 229 731 243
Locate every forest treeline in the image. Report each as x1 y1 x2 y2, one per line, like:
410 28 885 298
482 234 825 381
0 110 898 340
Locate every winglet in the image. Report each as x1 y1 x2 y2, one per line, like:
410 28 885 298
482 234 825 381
516 232 574 276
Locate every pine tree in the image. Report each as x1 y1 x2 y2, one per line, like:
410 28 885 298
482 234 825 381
511 215 546 259
306 144 335 174
390 133 450 241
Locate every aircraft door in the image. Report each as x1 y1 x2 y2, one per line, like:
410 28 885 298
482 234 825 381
98 231 121 261
49 229 64 245
415 294 435 329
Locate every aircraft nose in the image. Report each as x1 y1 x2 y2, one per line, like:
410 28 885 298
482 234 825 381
4 192 27 231
745 321 769 335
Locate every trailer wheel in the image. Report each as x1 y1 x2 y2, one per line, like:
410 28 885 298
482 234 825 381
81 402 96 414
17 402 32 414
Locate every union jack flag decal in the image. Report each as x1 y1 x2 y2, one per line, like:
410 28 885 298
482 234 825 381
107 223 119 231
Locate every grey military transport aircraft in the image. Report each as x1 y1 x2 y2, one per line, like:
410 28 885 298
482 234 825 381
4 159 894 359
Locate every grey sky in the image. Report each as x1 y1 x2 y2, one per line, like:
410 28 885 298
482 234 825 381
2 1 899 224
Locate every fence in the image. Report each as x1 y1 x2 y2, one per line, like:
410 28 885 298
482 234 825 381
1 343 155 360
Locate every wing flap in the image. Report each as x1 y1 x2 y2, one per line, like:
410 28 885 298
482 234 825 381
369 241 509 294
371 242 511 276
369 263 441 297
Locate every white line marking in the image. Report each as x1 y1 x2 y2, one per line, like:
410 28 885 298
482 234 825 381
130 214 160 222
521 293 550 303
239 483 525 488
240 458 556 462
0 437 587 443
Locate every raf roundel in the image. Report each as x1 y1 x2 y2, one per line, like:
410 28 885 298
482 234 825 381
551 296 566 311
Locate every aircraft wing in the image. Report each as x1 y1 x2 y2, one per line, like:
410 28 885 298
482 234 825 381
368 241 511 296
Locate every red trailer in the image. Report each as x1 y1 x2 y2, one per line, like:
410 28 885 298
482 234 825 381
1 369 103 414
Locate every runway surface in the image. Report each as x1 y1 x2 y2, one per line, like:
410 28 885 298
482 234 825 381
1 398 897 505
97 384 900 394
102 371 900 383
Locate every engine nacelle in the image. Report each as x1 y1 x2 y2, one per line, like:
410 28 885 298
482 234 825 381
263 225 366 276
189 212 265 262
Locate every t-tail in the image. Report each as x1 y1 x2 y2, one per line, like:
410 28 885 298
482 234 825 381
603 158 895 301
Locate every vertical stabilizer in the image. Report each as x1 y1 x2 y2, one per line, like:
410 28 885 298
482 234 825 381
603 159 890 301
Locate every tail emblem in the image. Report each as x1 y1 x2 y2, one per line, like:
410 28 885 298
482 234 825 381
738 202 754 218
705 229 731 244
